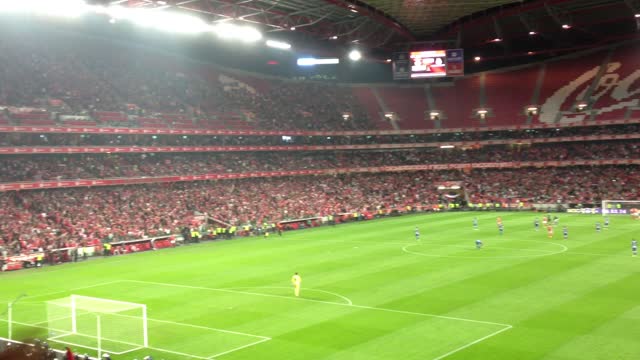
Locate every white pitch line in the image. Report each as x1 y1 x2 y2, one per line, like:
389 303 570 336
0 281 125 304
225 286 353 305
431 325 513 360
125 280 512 328
46 333 70 341
30 309 269 341
144 316 269 340
147 346 209 359
44 337 141 355
565 251 630 257
207 337 272 359
3 319 144 349
2 317 261 360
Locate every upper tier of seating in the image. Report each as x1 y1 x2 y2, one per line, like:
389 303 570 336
0 28 637 131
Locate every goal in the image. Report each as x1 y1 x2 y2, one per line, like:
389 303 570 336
45 295 148 355
601 200 640 217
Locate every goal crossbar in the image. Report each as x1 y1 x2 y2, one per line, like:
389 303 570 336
69 295 146 312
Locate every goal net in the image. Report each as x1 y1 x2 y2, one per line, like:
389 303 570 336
45 295 148 355
601 200 640 218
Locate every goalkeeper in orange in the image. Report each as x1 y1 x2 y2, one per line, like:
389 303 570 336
291 272 302 297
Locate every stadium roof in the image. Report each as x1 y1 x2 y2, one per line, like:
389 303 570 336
94 0 638 57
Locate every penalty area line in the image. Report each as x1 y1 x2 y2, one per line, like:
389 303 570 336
207 337 272 359
1 281 126 304
432 325 513 360
124 280 512 328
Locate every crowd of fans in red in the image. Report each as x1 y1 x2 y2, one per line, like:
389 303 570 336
0 166 638 256
0 141 636 182
0 26 639 263
1 123 638 147
0 29 368 131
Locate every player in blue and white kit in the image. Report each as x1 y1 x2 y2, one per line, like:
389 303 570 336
475 239 483 249
472 217 478 230
498 223 504 236
595 222 601 233
604 217 610 229
632 239 637 257
534 218 540 231
562 226 568 240
415 227 420 241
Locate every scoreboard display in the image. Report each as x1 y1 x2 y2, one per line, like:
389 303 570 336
410 50 447 78
392 49 464 80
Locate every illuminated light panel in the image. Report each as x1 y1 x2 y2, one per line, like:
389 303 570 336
297 58 340 66
266 40 292 50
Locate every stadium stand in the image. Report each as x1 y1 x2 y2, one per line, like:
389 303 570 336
590 45 639 121
0 141 637 182
0 122 637 147
536 49 609 125
351 87 393 130
0 31 638 131
0 28 639 265
484 66 540 125
1 165 638 257
377 86 431 129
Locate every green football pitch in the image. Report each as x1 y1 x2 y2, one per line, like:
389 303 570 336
1 212 639 360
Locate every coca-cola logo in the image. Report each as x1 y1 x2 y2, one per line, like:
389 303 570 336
540 61 640 124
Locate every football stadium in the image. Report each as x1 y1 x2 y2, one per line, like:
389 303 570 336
0 0 639 359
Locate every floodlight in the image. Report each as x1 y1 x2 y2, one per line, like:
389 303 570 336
213 23 236 39
237 26 262 42
213 23 262 42
266 40 291 50
348 50 362 61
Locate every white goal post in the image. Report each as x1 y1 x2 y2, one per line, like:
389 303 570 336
45 295 148 353
601 200 640 216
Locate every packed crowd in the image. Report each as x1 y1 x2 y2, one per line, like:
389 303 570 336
0 28 369 131
0 141 637 182
0 165 638 256
0 339 129 360
1 123 639 148
0 339 57 360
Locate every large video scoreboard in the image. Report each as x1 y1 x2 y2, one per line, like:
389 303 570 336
393 49 464 80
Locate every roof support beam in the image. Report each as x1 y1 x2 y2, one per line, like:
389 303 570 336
319 0 415 41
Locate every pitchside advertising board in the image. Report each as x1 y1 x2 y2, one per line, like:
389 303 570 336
392 49 464 80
